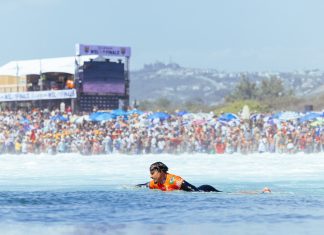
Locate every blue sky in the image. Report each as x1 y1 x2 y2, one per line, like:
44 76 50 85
1 0 324 71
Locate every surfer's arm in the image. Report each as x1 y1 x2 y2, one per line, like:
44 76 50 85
180 180 199 192
135 182 149 188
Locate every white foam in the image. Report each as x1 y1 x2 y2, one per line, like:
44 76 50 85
0 153 323 190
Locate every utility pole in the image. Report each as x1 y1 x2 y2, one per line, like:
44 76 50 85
16 62 19 92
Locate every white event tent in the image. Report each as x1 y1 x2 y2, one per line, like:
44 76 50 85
0 55 97 76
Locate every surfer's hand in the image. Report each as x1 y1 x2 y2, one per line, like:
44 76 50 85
135 183 149 188
262 187 271 193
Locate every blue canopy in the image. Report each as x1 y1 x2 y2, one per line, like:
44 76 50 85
271 112 282 119
277 111 300 121
218 113 239 122
265 117 275 125
111 109 128 117
127 109 144 115
89 112 114 122
299 112 323 123
147 112 171 121
250 113 264 121
176 111 188 116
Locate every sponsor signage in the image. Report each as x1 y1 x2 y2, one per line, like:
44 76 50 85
0 89 77 102
76 44 131 57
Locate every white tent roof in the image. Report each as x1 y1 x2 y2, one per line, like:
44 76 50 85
0 55 98 76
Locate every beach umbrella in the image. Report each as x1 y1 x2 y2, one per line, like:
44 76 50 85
278 111 300 121
111 109 128 117
310 118 324 127
299 112 323 123
176 111 188 116
218 113 239 122
250 113 264 122
147 112 171 121
96 112 114 121
264 116 275 125
271 112 282 119
89 112 103 121
89 112 114 122
127 109 144 115
250 113 257 121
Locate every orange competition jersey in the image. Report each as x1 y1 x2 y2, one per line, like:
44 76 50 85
149 173 184 191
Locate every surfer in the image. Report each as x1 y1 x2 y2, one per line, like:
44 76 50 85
136 162 221 192
136 162 271 193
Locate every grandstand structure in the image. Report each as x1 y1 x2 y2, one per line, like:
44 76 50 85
0 44 131 112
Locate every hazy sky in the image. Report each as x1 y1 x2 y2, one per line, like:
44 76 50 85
1 0 324 71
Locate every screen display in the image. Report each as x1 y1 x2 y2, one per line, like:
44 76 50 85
82 61 125 94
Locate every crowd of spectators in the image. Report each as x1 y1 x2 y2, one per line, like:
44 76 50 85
0 108 323 155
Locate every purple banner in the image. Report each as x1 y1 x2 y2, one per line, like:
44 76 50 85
76 44 131 57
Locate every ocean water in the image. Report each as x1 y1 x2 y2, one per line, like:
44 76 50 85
0 153 323 235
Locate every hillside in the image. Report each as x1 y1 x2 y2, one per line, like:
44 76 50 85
130 62 324 106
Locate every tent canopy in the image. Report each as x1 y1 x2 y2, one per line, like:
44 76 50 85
0 55 100 76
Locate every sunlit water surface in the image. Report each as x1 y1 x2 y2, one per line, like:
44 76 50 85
0 153 323 235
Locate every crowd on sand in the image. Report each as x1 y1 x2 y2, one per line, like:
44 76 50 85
0 107 323 155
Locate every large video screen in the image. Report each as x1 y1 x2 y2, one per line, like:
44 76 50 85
82 61 125 94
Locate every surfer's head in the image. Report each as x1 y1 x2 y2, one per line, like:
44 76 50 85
150 162 168 174
150 162 168 184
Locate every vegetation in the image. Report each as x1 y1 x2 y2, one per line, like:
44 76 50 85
226 75 258 101
137 74 322 113
213 100 269 115
224 75 301 112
